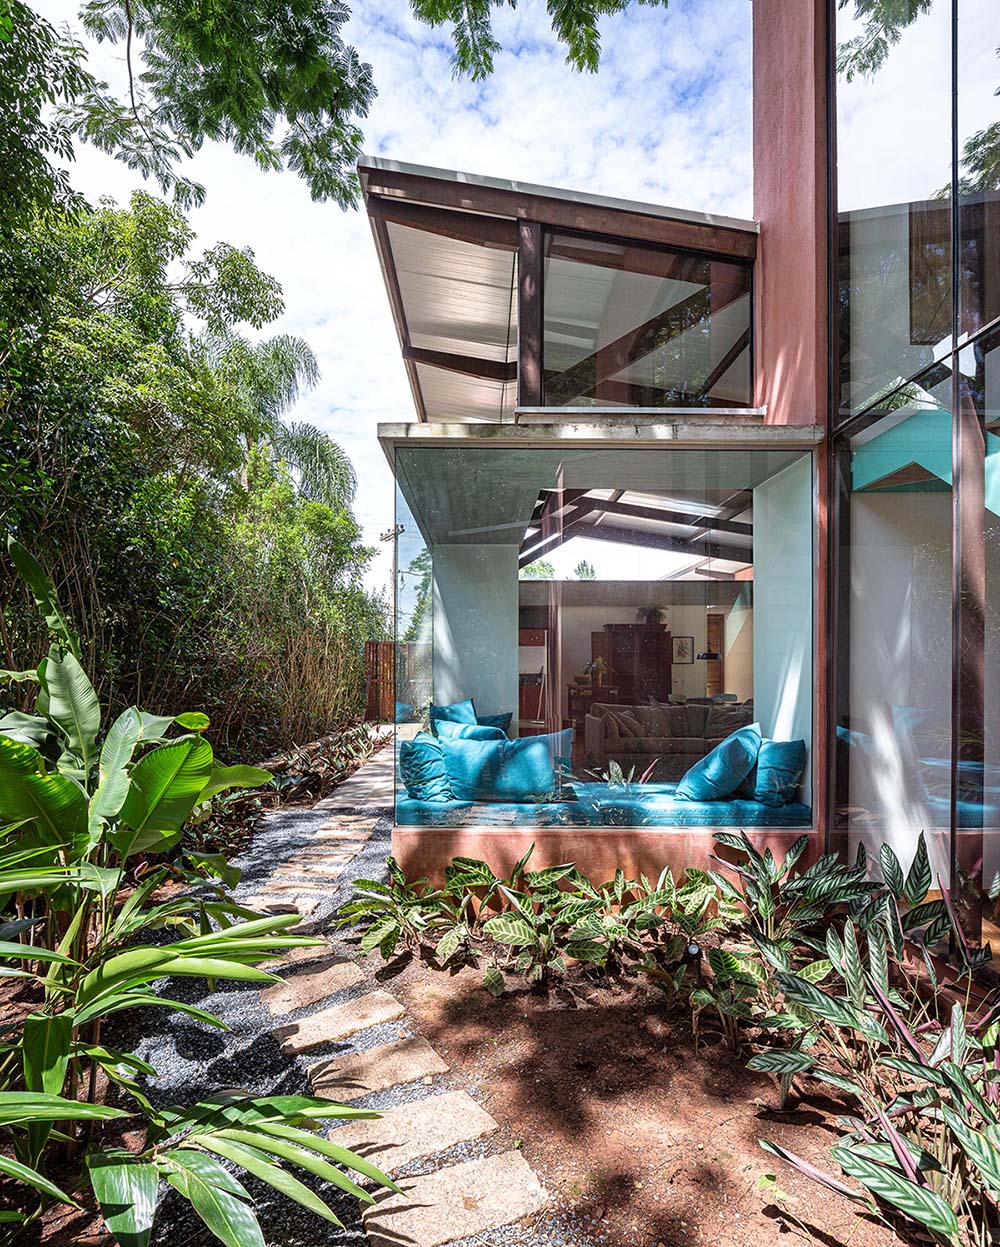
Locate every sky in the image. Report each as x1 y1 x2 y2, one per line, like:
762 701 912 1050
37 0 754 594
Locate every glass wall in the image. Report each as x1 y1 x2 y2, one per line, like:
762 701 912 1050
833 366 953 882
542 232 752 408
831 0 1000 948
393 445 814 829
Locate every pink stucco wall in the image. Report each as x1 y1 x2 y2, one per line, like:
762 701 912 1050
753 0 829 427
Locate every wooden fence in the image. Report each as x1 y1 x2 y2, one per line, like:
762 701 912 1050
364 640 395 723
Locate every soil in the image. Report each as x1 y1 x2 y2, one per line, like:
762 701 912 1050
381 957 904 1247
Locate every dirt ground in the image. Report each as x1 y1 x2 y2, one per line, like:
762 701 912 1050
383 956 905 1247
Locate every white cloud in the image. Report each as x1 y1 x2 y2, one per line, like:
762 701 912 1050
36 0 753 594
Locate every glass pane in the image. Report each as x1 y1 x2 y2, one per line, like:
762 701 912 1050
394 476 433 807
393 445 813 829
954 324 1000 947
835 0 954 418
542 233 751 408
834 362 954 884
958 0 1000 340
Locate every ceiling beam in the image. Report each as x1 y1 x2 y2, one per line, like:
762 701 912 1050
568 522 751 563
590 497 752 536
402 346 516 383
367 195 517 250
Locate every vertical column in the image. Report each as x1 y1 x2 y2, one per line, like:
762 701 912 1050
517 221 543 409
751 0 829 427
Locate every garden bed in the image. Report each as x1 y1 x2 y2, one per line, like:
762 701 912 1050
376 959 900 1247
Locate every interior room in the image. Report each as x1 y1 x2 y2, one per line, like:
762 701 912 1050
393 442 815 829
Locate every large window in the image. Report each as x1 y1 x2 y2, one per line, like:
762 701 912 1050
393 445 814 829
542 233 752 408
831 0 1000 948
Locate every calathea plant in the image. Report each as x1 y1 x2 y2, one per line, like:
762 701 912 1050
0 537 397 1241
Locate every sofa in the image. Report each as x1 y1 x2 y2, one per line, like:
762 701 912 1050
584 699 756 781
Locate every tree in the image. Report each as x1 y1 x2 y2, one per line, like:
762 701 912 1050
573 559 596 580
520 559 556 580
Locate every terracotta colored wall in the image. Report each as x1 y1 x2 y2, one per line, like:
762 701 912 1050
753 0 829 428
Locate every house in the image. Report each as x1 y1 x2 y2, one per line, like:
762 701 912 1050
362 0 999 954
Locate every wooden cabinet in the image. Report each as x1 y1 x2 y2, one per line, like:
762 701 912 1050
591 625 671 705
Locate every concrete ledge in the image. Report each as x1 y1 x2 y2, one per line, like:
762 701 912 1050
392 824 821 885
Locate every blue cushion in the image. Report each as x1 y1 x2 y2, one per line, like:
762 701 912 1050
749 739 807 808
429 699 477 736
440 729 573 803
394 700 415 723
677 723 761 801
436 719 507 742
398 732 451 802
478 711 513 734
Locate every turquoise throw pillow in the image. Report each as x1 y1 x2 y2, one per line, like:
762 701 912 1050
478 711 513 734
677 723 761 801
398 732 452 802
429 698 477 736
441 729 573 803
751 739 806 808
436 720 506 742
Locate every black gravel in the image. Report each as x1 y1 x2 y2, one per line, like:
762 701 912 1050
121 791 597 1247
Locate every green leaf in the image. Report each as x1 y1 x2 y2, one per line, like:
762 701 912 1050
117 737 214 851
747 1049 816 1074
162 1150 263 1247
798 958 833 984
435 924 467 963
196 1136 343 1225
0 735 87 845
831 1147 960 1241
483 964 504 996
255 1121 398 1192
176 713 210 732
939 1105 1000 1196
841 921 865 1007
879 844 905 899
0 1151 76 1205
198 765 272 803
903 834 932 906
23 1012 73 1096
210 1128 368 1200
776 971 860 1029
44 647 100 778
88 1156 158 1247
483 913 536 946
0 1091 128 1126
7 537 80 657
708 947 743 982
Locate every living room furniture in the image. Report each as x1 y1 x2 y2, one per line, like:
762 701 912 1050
584 699 756 781
567 684 620 727
590 624 671 705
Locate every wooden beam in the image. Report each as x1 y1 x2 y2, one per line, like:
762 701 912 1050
518 221 543 407
402 346 516 383
367 195 517 250
568 522 751 564
592 498 753 536
361 167 758 261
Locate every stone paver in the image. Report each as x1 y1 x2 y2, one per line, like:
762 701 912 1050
244 894 321 917
271 859 350 880
310 1035 449 1102
260 878 343 899
333 1090 498 1180
363 1151 548 1247
272 991 405 1055
261 942 333 972
260 957 364 1016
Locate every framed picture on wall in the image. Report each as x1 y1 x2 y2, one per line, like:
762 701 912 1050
672 635 694 664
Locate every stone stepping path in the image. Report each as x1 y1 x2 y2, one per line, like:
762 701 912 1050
273 990 406 1055
310 1036 449 1102
253 742 549 1244
333 1090 498 1180
259 956 364 1016
363 1151 548 1247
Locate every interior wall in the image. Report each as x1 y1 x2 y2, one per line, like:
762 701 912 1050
847 491 953 877
432 545 518 721
724 587 754 701
753 456 814 800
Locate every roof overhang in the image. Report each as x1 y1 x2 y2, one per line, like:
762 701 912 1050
361 156 760 425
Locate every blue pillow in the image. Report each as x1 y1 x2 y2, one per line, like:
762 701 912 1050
394 700 415 723
429 698 477 736
750 739 806 808
440 729 573 803
398 732 452 803
478 711 513 734
677 724 761 801
436 719 507 742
